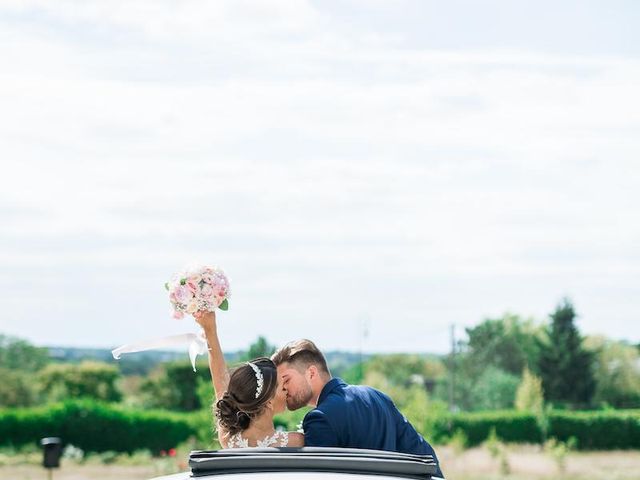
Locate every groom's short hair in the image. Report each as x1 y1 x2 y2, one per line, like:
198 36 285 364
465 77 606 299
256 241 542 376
272 339 331 375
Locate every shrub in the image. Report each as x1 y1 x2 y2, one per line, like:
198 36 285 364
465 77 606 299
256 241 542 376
447 429 468 454
38 362 122 403
515 368 544 413
585 336 640 409
423 409 640 450
547 410 640 450
544 436 577 472
3 401 639 452
484 427 510 475
0 400 195 453
447 410 542 446
0 368 38 407
469 367 520 411
186 409 219 449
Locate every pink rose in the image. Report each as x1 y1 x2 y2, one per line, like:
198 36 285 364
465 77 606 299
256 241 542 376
173 311 185 320
200 284 214 299
174 286 193 304
186 280 198 294
201 273 214 284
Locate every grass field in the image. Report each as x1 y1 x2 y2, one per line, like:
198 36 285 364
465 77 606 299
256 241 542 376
439 445 640 479
2 446 639 480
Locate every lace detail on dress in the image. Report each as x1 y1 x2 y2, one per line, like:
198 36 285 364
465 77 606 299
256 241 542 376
227 433 249 448
227 430 289 448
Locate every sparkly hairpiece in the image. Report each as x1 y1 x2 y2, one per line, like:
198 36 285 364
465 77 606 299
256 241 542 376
247 362 264 399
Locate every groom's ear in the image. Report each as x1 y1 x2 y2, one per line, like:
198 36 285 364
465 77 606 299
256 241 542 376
307 365 318 381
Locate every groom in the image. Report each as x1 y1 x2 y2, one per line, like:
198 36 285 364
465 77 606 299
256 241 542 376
272 339 443 478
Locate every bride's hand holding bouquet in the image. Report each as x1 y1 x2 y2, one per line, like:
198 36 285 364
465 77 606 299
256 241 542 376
193 309 216 331
111 264 231 372
166 265 231 388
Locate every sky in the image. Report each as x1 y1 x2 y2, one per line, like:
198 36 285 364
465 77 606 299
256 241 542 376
1 0 639 355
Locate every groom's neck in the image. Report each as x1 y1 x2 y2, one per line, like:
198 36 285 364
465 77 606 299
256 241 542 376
310 373 332 407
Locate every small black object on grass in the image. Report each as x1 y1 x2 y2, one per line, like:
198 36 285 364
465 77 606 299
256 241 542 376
41 437 63 479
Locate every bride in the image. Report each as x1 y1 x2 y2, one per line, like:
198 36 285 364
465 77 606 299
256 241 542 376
194 310 304 448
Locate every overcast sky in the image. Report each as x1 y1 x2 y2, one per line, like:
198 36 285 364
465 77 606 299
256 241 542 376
1 1 639 355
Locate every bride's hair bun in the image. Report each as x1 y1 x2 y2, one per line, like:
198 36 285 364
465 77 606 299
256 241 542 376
235 411 251 430
214 358 279 437
215 393 246 435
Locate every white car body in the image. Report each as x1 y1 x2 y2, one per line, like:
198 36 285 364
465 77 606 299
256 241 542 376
154 472 435 480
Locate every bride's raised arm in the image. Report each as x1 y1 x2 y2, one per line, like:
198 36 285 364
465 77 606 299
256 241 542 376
194 310 229 401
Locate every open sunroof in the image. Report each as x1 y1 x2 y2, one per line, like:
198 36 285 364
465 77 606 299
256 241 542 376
189 447 439 479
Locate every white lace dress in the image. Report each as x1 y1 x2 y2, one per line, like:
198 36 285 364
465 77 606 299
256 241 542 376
227 430 289 448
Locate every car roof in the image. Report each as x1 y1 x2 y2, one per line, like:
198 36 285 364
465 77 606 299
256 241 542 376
174 447 440 480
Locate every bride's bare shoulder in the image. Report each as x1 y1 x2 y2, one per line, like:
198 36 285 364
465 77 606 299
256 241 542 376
287 431 305 447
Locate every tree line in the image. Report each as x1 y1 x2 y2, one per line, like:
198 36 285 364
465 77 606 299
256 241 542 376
1 298 639 412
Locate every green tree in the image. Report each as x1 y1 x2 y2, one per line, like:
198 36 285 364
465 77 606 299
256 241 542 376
340 362 366 385
0 367 38 407
538 299 595 407
443 314 543 411
241 336 276 361
364 354 445 389
469 366 520 410
141 360 211 411
0 334 50 371
585 336 640 408
400 384 448 441
463 314 543 376
196 376 215 410
515 367 544 412
38 361 122 403
360 356 446 417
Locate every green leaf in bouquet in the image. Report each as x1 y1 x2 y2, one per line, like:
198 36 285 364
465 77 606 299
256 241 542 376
180 278 186 285
219 298 229 311
164 282 170 291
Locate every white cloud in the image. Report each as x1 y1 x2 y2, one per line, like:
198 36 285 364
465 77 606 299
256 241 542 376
0 1 639 352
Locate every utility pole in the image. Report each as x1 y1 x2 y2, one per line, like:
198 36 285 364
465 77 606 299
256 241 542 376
358 315 370 383
449 324 456 412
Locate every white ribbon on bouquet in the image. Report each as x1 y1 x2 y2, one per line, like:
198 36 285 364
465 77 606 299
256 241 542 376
111 333 208 372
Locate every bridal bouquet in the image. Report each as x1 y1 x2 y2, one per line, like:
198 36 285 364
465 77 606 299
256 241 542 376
165 265 231 319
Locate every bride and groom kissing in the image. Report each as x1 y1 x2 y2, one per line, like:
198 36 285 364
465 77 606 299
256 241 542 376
195 310 443 477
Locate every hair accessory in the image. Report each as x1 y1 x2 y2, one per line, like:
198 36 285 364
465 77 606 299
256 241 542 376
247 362 264 398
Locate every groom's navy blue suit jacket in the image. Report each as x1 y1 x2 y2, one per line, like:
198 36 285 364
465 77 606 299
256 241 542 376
302 378 443 478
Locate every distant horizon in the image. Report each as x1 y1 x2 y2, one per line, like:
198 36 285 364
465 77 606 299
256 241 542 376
19 309 639 357
43 343 447 356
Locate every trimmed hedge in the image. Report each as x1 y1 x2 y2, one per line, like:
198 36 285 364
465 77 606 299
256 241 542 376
446 410 542 446
548 410 640 450
427 409 640 450
2 402 639 452
0 400 196 453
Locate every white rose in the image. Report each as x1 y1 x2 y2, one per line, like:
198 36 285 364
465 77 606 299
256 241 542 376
186 300 198 314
